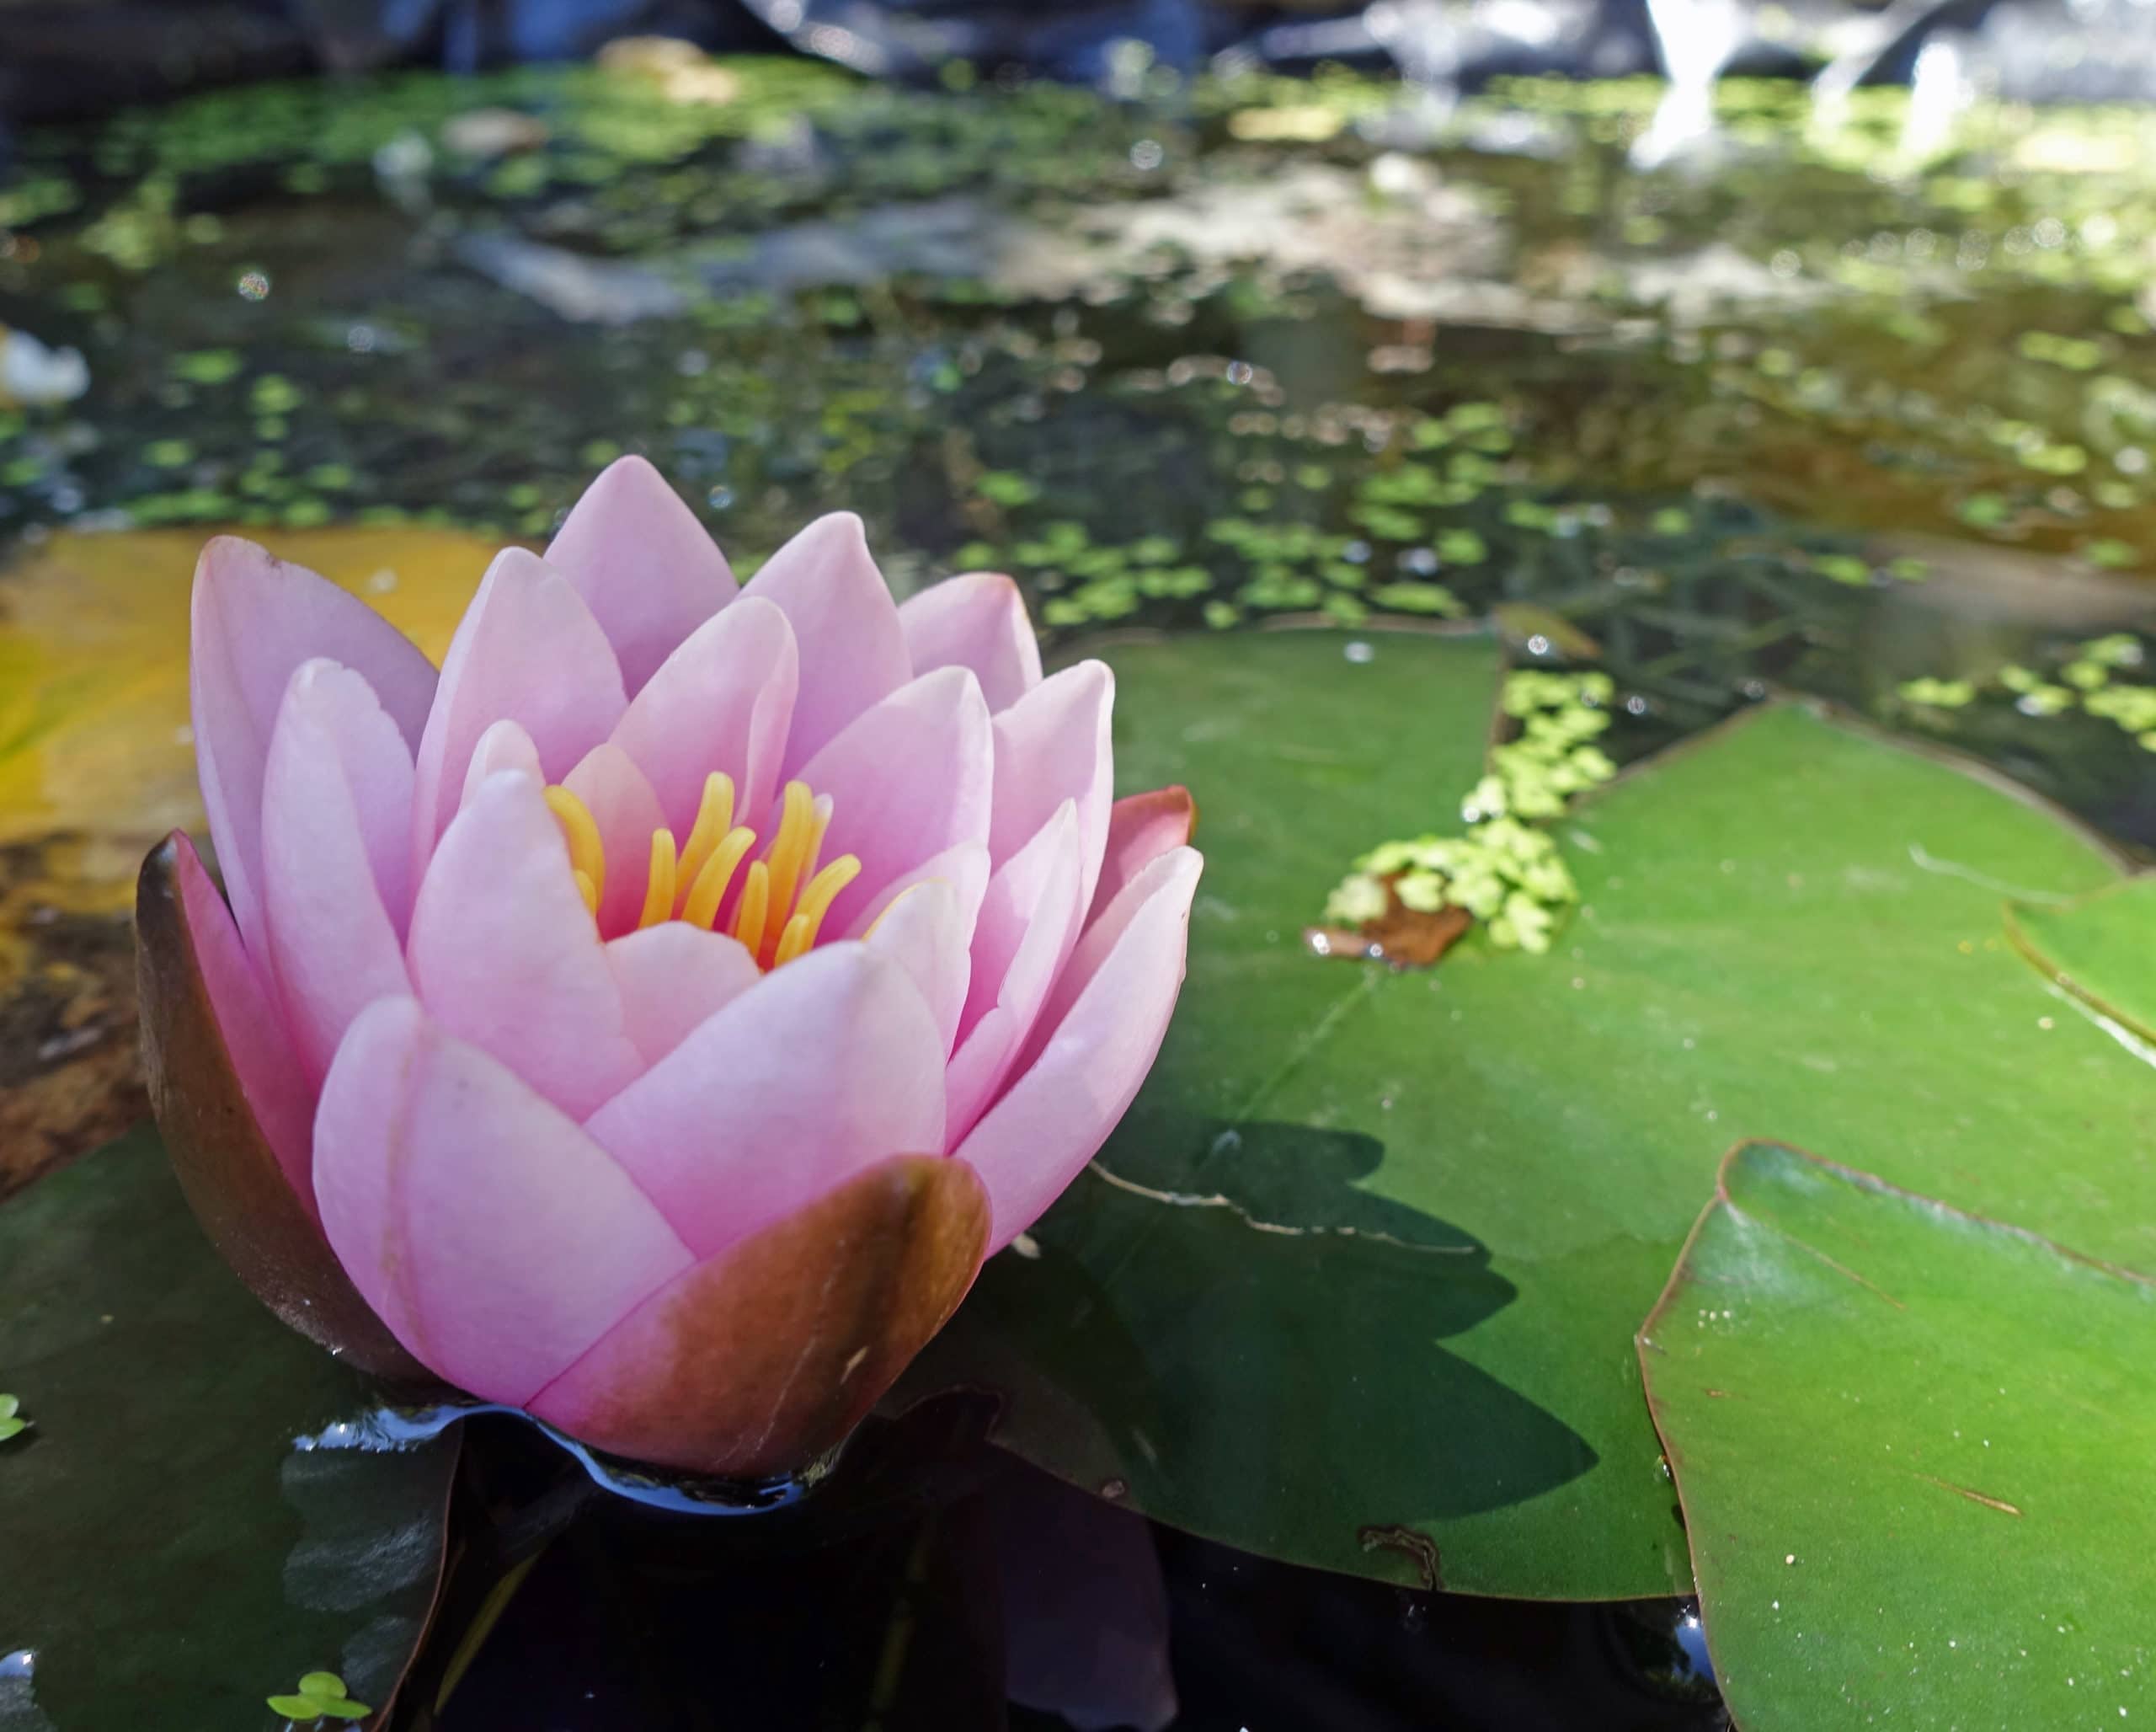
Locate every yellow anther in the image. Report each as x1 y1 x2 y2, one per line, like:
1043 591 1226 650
763 781 815 924
545 786 606 906
572 869 599 917
677 771 736 887
680 826 757 931
771 913 815 969
787 854 861 950
732 859 772 960
638 829 678 931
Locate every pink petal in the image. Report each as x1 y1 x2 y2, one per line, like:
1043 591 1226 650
169 831 318 1206
410 547 627 860
406 769 645 1120
945 802 1086 1141
862 876 974 1056
259 661 418 1085
608 595 798 835
898 571 1042 713
1091 786 1195 925
190 536 437 961
606 922 762 1067
790 665 994 941
988 661 1114 911
459 718 543 807
562 743 668 938
312 997 693 1405
584 942 947 1259
545 456 738 694
744 513 911 775
955 847 1202 1249
844 840 990 944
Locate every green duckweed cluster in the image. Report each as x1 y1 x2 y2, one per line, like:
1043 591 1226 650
265 1671 369 1724
1324 671 1618 955
1900 633 2156 751
0 1393 24 1443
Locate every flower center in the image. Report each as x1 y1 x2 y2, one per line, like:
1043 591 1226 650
544 772 860 970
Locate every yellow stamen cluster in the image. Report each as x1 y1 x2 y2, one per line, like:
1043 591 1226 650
544 771 860 970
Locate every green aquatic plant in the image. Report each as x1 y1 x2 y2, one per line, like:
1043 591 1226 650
0 1393 25 1442
266 1672 370 1724
1322 670 1616 955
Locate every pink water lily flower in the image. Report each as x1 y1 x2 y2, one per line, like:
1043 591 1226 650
136 457 1201 1477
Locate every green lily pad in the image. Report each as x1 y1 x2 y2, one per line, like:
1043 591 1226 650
0 1129 457 1730
2007 876 2156 1042
912 629 2153 1600
1641 1142 2156 1728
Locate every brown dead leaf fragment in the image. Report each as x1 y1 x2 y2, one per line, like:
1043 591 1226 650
1307 878 1474 970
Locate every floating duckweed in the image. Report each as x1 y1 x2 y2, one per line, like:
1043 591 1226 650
1887 556 1931 583
1897 677 1975 708
974 470 1040 506
1369 581 1465 617
0 1393 24 1442
2019 331 2105 372
2063 659 2111 692
266 1671 370 1723
2081 633 2143 670
171 350 243 386
1811 553 1871 585
1323 672 1614 959
2084 539 2140 569
143 439 195 469
1958 493 2013 530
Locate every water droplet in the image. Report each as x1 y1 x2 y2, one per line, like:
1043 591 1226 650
1100 1478 1129 1500
1344 640 1374 664
1129 139 1164 171
707 485 734 510
237 270 271 302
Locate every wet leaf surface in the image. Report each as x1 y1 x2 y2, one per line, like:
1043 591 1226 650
1641 1143 2156 1729
907 628 2153 1601
2007 874 2156 1041
0 1127 457 1731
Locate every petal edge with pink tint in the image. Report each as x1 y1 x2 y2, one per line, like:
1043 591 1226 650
791 665 994 940
956 846 1202 1249
1091 786 1195 925
605 922 763 1069
312 996 694 1404
545 455 737 694
409 547 627 859
190 535 438 961
562 742 669 937
584 942 947 1259
406 768 645 1119
608 595 797 836
745 512 911 775
987 660 1114 911
259 660 417 1085
897 571 1042 713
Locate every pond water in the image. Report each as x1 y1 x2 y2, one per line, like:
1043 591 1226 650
2 47 2153 1730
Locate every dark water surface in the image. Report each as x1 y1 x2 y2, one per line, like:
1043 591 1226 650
5 51 2154 1729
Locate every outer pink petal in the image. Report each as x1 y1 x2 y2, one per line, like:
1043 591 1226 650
406 769 645 1119
897 571 1042 713
605 922 762 1068
459 717 542 807
259 661 417 1085
584 943 947 1259
862 877 974 1057
607 595 798 834
1091 786 1195 925
410 547 627 859
168 831 318 1205
945 803 1086 1141
955 847 1202 1249
745 513 911 776
545 455 737 694
790 665 993 941
312 997 694 1405
988 660 1114 911
190 536 437 961
562 743 668 938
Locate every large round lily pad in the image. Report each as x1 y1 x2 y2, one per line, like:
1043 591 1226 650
0 1129 457 1731
1643 1142 2156 1729
910 628 2153 1599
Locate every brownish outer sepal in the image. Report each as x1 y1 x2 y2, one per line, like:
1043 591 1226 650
534 1154 990 1478
136 833 425 1382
